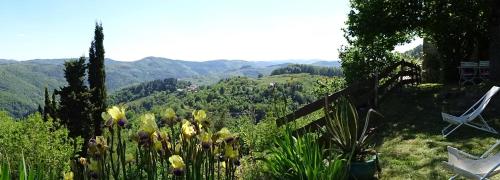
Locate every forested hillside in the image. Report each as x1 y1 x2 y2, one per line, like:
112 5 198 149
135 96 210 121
116 74 339 123
108 78 191 105
270 64 343 77
0 57 339 117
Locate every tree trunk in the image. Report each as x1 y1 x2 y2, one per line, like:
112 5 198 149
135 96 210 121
422 38 440 83
489 0 500 81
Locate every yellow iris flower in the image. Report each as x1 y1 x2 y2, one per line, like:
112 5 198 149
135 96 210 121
215 128 237 143
103 105 127 127
199 131 212 149
108 106 125 121
193 110 210 129
169 155 185 176
169 155 185 169
63 171 74 180
181 120 196 139
225 145 239 160
140 113 158 135
192 110 206 122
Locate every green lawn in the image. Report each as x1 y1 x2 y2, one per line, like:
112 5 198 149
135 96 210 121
376 83 500 179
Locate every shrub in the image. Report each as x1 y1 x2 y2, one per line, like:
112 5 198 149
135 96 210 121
0 112 79 178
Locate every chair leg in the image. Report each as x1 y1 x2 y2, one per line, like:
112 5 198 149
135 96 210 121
449 174 458 180
479 115 498 134
443 123 463 137
442 124 453 136
465 116 499 134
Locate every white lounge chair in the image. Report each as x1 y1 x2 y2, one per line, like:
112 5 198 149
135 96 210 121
443 140 500 180
441 86 500 137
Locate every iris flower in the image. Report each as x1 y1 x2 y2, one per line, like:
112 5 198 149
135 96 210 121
153 131 171 152
199 131 213 149
214 128 238 144
139 113 158 135
225 145 239 160
78 157 87 166
63 171 74 180
181 120 196 139
162 108 177 125
193 110 210 129
105 105 127 127
169 155 185 176
88 136 108 156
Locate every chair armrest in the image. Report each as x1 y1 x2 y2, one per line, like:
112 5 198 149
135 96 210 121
448 146 480 160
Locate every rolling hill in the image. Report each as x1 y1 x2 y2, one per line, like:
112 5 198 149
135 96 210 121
0 57 339 117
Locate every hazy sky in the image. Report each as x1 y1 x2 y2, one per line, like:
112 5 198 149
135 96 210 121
0 0 420 61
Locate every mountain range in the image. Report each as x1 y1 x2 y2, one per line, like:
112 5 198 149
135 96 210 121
0 57 340 117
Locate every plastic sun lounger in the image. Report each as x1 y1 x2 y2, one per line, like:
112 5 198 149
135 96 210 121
443 140 500 180
441 86 500 137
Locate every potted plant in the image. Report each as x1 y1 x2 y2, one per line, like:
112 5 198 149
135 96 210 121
324 97 382 179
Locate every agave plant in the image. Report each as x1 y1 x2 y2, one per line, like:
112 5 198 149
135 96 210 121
264 127 348 180
324 97 382 161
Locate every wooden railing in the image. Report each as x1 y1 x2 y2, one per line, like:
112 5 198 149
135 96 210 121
276 60 421 134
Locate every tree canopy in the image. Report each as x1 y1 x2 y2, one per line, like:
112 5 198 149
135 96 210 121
341 0 492 83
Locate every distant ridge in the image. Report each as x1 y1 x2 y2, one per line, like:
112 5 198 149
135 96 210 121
0 56 340 117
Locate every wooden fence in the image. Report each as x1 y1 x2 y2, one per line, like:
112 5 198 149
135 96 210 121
276 60 421 135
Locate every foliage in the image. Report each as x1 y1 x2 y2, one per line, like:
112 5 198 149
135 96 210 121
404 44 423 60
423 0 490 82
124 75 321 123
271 64 343 77
88 22 107 136
312 77 346 98
339 43 401 84
0 112 80 178
264 127 348 180
109 78 190 105
324 97 382 162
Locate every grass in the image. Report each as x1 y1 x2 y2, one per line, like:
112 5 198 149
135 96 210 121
375 83 500 179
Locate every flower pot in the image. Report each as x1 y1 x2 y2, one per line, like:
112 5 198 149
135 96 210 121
349 155 379 180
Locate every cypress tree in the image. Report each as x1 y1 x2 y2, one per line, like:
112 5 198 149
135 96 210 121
57 57 93 155
88 22 107 136
51 91 58 119
43 87 51 121
37 104 43 115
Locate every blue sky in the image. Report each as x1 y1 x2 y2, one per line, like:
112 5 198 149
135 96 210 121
0 0 419 61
